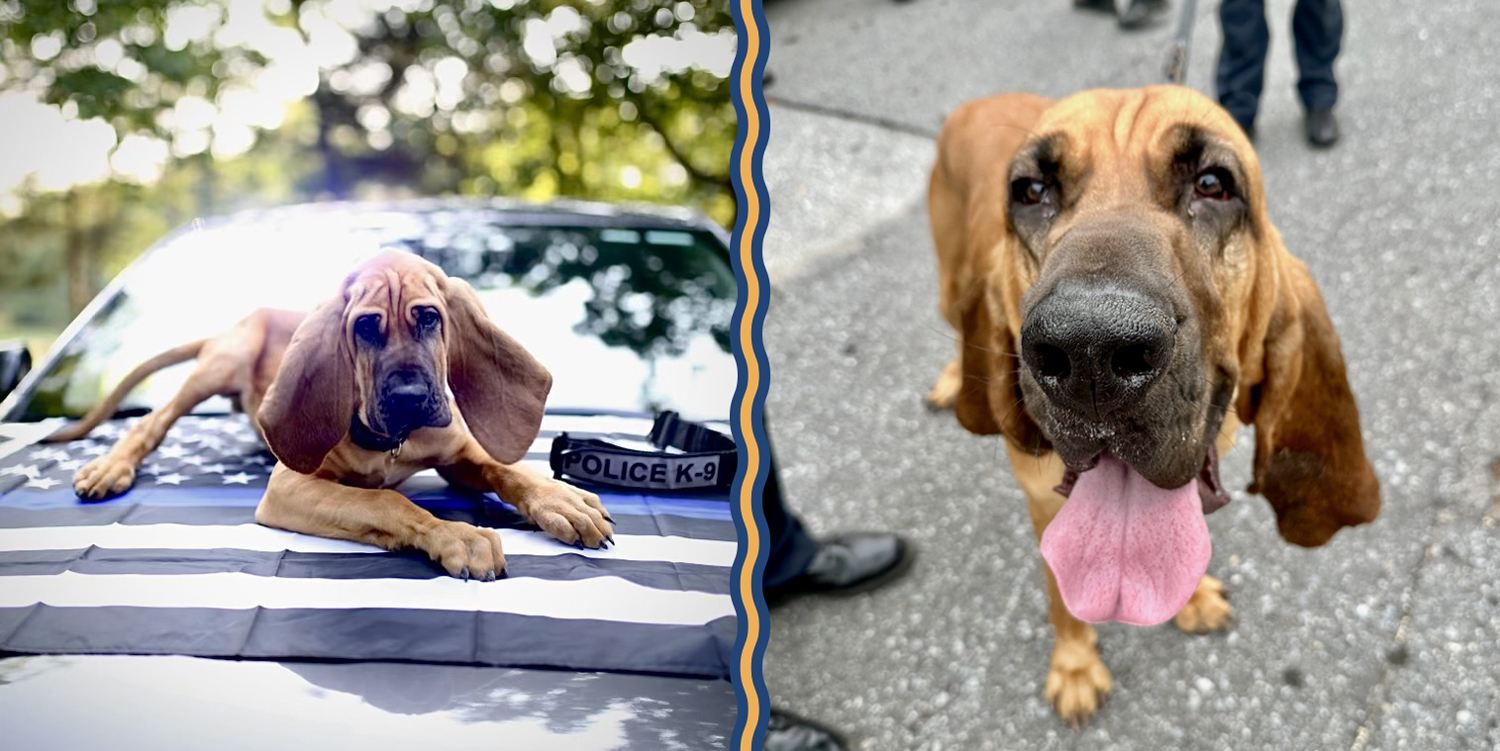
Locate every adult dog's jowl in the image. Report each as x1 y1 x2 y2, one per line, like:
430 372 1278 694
926 86 1380 723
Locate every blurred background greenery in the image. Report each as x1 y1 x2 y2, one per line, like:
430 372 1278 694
0 0 735 356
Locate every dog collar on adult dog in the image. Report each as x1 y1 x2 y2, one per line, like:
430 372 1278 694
549 411 736 492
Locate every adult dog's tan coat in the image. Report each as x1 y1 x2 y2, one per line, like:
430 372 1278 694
927 86 1380 722
51 251 611 578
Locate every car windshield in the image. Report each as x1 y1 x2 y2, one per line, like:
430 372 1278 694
11 205 736 423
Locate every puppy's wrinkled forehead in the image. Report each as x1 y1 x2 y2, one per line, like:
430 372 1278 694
344 250 445 309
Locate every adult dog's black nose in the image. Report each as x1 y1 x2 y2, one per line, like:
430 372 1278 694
1020 285 1176 418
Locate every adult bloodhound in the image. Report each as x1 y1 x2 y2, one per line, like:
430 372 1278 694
925 86 1380 723
48 250 612 579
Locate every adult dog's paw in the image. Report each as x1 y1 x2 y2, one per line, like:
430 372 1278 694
1045 635 1113 727
517 478 614 549
1174 574 1234 634
422 520 507 580
926 359 961 410
74 456 137 501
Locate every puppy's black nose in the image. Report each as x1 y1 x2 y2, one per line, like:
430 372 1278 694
1021 285 1176 418
384 370 430 413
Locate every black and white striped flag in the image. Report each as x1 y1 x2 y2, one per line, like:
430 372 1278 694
0 414 735 679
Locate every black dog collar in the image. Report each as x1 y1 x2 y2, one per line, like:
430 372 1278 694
349 416 406 454
550 411 736 492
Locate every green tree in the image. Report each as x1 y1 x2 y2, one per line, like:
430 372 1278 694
0 0 734 331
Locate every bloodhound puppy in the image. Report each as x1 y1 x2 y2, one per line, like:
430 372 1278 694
925 86 1380 723
49 250 612 578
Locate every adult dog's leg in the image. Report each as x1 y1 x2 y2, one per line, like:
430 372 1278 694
1174 410 1241 634
1006 442 1113 725
926 151 968 411
437 440 614 549
1173 575 1234 634
256 464 506 580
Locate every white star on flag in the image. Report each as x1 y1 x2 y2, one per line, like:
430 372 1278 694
220 472 254 485
24 477 60 490
179 454 205 466
1 464 40 479
200 463 228 474
29 447 71 463
80 444 108 456
157 445 188 459
155 473 187 485
56 458 84 471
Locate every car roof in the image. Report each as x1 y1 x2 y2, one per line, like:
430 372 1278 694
197 197 727 240
0 198 732 422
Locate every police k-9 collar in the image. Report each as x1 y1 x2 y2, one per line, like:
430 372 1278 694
549 411 736 492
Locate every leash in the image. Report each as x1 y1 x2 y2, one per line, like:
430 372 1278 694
1161 0 1200 84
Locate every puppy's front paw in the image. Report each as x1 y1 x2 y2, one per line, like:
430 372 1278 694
517 479 614 549
422 520 506 580
1045 634 1113 727
74 455 137 500
1174 574 1234 634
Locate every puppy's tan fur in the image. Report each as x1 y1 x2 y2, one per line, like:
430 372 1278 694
52 251 610 578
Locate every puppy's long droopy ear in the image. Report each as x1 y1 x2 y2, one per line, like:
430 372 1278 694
1246 254 1380 547
443 277 552 464
258 298 355 474
955 283 1049 453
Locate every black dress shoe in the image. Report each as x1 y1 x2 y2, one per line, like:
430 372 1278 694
765 532 914 607
1073 0 1116 13
1118 0 1168 29
1305 107 1339 147
766 708 849 751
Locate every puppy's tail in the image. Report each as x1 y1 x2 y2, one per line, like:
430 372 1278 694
42 339 208 443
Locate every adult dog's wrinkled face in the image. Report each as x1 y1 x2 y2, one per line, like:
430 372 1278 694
947 87 1377 624
345 264 454 438
1005 90 1261 504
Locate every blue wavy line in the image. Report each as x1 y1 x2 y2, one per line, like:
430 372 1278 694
730 0 772 747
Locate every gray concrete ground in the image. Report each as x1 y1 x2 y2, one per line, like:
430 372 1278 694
759 0 1500 749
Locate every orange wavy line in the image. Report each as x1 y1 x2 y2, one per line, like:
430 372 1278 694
734 0 764 746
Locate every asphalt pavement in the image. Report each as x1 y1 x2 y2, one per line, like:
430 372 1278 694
758 1 1500 749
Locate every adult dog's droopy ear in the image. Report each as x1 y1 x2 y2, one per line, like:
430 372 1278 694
1245 251 1380 547
258 297 355 474
954 282 1049 454
442 277 552 464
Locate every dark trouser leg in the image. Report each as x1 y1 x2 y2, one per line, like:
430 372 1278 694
1292 0 1342 110
1216 0 1270 128
762 445 820 591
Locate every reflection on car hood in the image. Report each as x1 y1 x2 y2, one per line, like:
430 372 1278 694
0 655 733 750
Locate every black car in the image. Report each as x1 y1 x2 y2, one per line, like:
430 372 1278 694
0 199 739 749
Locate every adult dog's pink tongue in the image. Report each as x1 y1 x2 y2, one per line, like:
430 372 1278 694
1040 454 1211 626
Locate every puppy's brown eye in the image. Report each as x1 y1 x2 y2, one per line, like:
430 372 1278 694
415 308 440 330
354 314 382 343
1194 169 1231 200
1013 178 1048 206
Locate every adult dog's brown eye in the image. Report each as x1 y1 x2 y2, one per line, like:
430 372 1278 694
1194 169 1230 200
1013 178 1048 206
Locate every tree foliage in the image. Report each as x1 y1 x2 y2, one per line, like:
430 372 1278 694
0 0 735 336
